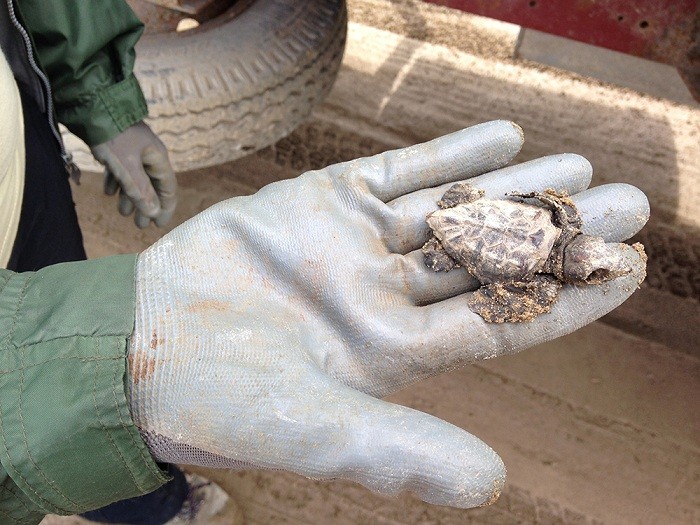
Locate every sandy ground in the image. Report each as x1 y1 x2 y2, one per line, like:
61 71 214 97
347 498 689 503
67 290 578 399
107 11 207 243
43 1 699 524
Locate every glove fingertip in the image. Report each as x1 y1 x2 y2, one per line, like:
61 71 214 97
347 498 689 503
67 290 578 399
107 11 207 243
154 211 174 228
135 212 152 229
119 194 136 216
104 171 119 196
140 200 162 219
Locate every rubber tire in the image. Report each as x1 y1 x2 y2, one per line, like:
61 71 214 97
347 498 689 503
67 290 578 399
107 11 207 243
64 0 347 172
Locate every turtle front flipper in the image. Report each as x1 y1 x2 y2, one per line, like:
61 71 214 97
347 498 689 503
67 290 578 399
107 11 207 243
438 182 485 208
422 236 460 272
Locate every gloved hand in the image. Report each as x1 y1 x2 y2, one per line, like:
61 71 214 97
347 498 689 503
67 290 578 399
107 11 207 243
127 121 649 508
90 121 177 228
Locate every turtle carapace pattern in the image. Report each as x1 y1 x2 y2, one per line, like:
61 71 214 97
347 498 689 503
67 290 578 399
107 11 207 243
422 183 632 323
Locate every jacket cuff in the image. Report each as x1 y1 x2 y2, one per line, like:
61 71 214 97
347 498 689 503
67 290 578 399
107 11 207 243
57 75 148 146
0 256 169 522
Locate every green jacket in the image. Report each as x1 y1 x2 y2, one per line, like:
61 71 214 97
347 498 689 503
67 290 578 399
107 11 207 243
0 256 169 524
0 4 167 522
6 0 148 146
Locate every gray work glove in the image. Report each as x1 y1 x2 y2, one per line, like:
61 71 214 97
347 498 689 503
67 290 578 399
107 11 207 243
127 121 649 508
90 121 177 228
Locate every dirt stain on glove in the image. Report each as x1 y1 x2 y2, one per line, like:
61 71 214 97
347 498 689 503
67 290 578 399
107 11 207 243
129 353 157 385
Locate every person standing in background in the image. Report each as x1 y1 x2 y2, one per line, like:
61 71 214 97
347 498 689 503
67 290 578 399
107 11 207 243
1 1 230 523
2 0 177 272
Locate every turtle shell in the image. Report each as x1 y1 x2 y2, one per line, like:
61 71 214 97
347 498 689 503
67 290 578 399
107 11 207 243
426 199 561 283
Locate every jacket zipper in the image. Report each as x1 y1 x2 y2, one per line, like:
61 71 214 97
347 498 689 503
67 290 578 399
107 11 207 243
6 0 81 181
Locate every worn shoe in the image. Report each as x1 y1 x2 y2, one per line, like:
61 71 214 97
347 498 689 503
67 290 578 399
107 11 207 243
164 473 239 524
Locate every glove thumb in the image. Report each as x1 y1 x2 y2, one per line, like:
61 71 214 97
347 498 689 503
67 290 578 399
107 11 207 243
134 369 506 508
272 377 507 509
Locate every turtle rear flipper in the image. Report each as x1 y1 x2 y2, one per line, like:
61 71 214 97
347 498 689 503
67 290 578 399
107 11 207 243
468 275 562 323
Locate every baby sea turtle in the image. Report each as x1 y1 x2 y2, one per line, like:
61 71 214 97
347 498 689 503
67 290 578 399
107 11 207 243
422 182 632 323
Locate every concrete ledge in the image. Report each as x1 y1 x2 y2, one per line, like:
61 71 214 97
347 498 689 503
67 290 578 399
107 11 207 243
517 28 698 107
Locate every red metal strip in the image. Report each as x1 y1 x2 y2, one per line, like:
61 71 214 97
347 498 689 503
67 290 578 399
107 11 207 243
422 0 698 66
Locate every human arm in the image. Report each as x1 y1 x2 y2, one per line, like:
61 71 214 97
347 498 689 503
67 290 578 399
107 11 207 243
0 122 649 520
16 0 177 227
16 0 145 145
0 257 169 524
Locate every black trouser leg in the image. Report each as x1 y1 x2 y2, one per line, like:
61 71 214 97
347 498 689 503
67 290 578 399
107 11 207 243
81 464 189 525
6 84 86 271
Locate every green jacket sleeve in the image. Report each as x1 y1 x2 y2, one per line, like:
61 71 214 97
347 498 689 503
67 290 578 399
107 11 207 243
0 255 169 524
16 0 148 146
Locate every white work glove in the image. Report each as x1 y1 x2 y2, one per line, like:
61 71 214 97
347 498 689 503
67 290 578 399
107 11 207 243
91 121 177 228
127 121 649 508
